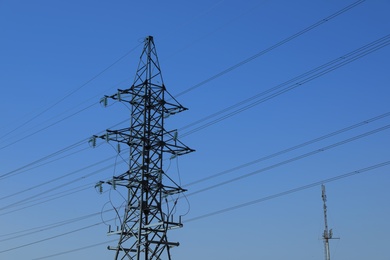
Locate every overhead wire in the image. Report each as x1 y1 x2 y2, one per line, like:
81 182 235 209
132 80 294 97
0 0 366 183
22 158 390 260
0 42 142 143
173 0 366 98
0 1 386 256
0 0 363 152
30 239 118 260
0 117 129 181
0 209 112 242
0 139 87 180
2 30 386 201
184 111 390 187
1 112 388 242
0 221 108 254
3 35 389 222
0 162 120 211
186 159 390 222
186 124 390 197
180 34 390 137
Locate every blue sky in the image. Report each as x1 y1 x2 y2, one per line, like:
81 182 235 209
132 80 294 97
0 0 389 259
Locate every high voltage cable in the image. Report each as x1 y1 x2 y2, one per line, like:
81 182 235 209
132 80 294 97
3 32 389 204
0 139 87 180
0 152 119 201
0 43 142 143
0 77 133 150
0 184 93 217
0 126 387 257
186 124 390 197
0 118 128 181
0 221 106 254
180 34 390 136
186 159 390 222
1 112 388 216
0 0 365 180
0 2 374 257
24 158 390 260
0 209 112 242
31 239 118 260
0 162 117 211
0 102 96 150
2 117 388 235
0 0 363 152
184 111 390 187
2 29 385 187
174 0 366 97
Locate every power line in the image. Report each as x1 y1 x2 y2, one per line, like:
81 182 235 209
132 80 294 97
0 162 117 211
0 1 370 181
184 111 390 187
3 120 388 236
1 111 388 216
173 0 366 98
0 43 142 143
185 159 390 222
0 0 364 152
0 118 129 181
25 158 390 259
0 139 86 180
11 30 386 188
0 152 117 201
180 34 390 136
0 221 105 254
186 124 390 197
30 239 118 260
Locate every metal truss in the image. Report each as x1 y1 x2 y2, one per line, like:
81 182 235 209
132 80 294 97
92 36 194 260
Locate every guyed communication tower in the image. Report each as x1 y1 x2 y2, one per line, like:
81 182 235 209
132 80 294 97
321 184 339 260
91 36 194 259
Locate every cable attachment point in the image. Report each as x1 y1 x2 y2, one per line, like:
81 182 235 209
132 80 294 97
100 96 108 107
88 136 97 148
95 181 104 194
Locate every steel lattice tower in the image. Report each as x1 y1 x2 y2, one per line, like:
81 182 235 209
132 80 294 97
321 184 338 260
92 36 194 260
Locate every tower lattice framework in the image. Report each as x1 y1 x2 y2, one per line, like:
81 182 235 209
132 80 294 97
93 36 194 260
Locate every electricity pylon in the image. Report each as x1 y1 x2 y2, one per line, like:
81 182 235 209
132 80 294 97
321 184 338 260
92 36 194 259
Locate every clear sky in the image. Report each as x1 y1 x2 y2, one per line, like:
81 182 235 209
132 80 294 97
0 0 389 259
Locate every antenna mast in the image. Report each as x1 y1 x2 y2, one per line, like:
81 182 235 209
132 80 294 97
321 184 338 260
92 36 194 259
